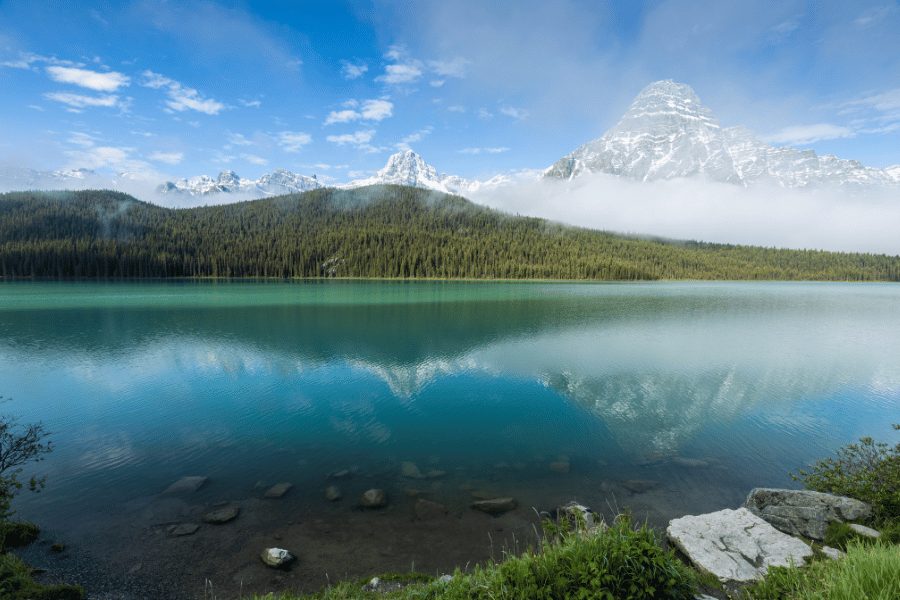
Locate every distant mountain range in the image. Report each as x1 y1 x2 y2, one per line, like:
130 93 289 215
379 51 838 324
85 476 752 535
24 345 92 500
543 80 900 187
2 80 898 200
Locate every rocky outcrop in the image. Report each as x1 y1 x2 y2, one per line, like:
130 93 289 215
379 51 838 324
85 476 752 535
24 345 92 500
260 547 295 568
741 488 871 541
557 501 606 534
667 508 813 585
169 523 200 537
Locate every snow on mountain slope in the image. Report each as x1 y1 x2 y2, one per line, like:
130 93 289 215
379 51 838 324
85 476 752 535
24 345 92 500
341 150 507 195
155 169 323 197
0 166 115 192
544 80 899 188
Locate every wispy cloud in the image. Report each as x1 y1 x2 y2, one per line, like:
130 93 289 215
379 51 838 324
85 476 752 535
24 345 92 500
459 146 509 154
44 92 122 109
340 60 368 80
853 4 898 28
241 153 267 165
396 127 433 152
139 70 227 115
762 123 856 146
376 45 468 87
447 105 465 113
326 129 381 152
46 66 130 91
148 151 183 164
277 131 312 152
499 105 528 120
239 99 262 107
323 99 393 125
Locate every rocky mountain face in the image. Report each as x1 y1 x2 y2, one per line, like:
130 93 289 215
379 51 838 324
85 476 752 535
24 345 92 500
543 80 900 188
343 150 510 195
156 169 323 197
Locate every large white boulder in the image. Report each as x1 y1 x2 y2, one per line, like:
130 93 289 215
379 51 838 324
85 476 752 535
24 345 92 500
667 508 813 585
741 488 871 541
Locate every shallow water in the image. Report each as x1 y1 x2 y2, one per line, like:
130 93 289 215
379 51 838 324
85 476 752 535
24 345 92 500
2 280 898 598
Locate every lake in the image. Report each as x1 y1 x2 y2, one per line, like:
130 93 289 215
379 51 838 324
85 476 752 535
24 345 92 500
2 280 898 598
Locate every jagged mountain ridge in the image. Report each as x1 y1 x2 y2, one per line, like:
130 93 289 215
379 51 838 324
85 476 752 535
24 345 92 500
156 168 323 197
543 80 900 188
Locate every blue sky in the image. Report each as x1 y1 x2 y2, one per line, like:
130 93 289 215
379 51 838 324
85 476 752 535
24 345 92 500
1 0 899 186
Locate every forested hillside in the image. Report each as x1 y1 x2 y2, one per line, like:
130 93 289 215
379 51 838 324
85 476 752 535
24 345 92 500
1 187 898 281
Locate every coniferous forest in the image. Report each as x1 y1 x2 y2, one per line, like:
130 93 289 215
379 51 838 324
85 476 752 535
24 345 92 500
1 186 899 281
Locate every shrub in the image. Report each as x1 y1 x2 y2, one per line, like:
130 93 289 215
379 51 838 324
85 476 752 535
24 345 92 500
791 424 900 521
0 397 53 522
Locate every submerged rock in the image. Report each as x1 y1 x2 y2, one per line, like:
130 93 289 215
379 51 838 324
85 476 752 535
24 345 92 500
557 501 605 534
325 486 342 502
264 483 293 499
260 547 295 568
163 476 208 494
548 461 570 473
667 508 813 585
401 461 424 478
623 480 657 493
169 523 200 537
471 497 517 515
360 489 388 508
741 488 872 541
414 498 450 520
203 506 239 524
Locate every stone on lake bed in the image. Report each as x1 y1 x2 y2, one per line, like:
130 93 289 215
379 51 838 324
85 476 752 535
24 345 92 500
203 506 239 524
264 483 293 498
401 461 424 478
325 486 342 502
673 457 709 468
163 476 208 495
623 480 657 493
471 497 517 515
414 498 450 520
360 489 388 508
260 547 295 568
169 523 200 537
548 462 569 473
426 470 446 479
404 488 424 498
328 469 350 479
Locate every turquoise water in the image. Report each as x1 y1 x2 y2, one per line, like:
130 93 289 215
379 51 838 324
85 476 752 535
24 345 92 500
1 279 898 534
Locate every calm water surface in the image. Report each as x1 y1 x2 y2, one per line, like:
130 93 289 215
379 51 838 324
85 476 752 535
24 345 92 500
1 280 898 591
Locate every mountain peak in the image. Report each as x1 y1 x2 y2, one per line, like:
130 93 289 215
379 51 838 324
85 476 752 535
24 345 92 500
543 80 898 188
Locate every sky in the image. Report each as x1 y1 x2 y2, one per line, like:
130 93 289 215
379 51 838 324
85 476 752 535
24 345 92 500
1 0 900 253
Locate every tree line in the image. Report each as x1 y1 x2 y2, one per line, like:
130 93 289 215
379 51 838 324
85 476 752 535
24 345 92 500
1 186 899 281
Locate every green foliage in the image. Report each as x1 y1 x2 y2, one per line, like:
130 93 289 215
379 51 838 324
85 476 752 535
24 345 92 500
0 398 52 522
0 551 83 599
747 538 900 600
791 424 900 521
2 187 900 281
0 520 39 552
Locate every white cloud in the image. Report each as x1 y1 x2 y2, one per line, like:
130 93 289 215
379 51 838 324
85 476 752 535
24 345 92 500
348 170 368 178
500 105 529 120
68 132 100 147
149 151 183 165
448 105 465 113
377 62 423 84
239 99 262 107
241 153 268 165
227 133 253 147
769 17 800 41
762 123 856 146
477 108 493 119
426 57 469 78
459 148 481 154
46 66 129 91
430 80 445 87
28 105 45 111
459 146 510 154
44 92 120 109
324 99 393 125
326 130 375 145
360 99 393 120
396 127 433 152
340 60 368 80
278 131 312 152
486 147 510 153
139 70 227 115
1 52 84 69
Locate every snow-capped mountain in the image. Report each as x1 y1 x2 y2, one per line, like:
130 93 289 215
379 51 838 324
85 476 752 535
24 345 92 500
156 169 323 197
342 150 508 195
544 80 899 188
0 166 115 192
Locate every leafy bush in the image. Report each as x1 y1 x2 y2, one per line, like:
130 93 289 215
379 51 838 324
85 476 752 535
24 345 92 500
791 424 900 521
0 551 83 599
0 520 39 552
0 397 53 521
